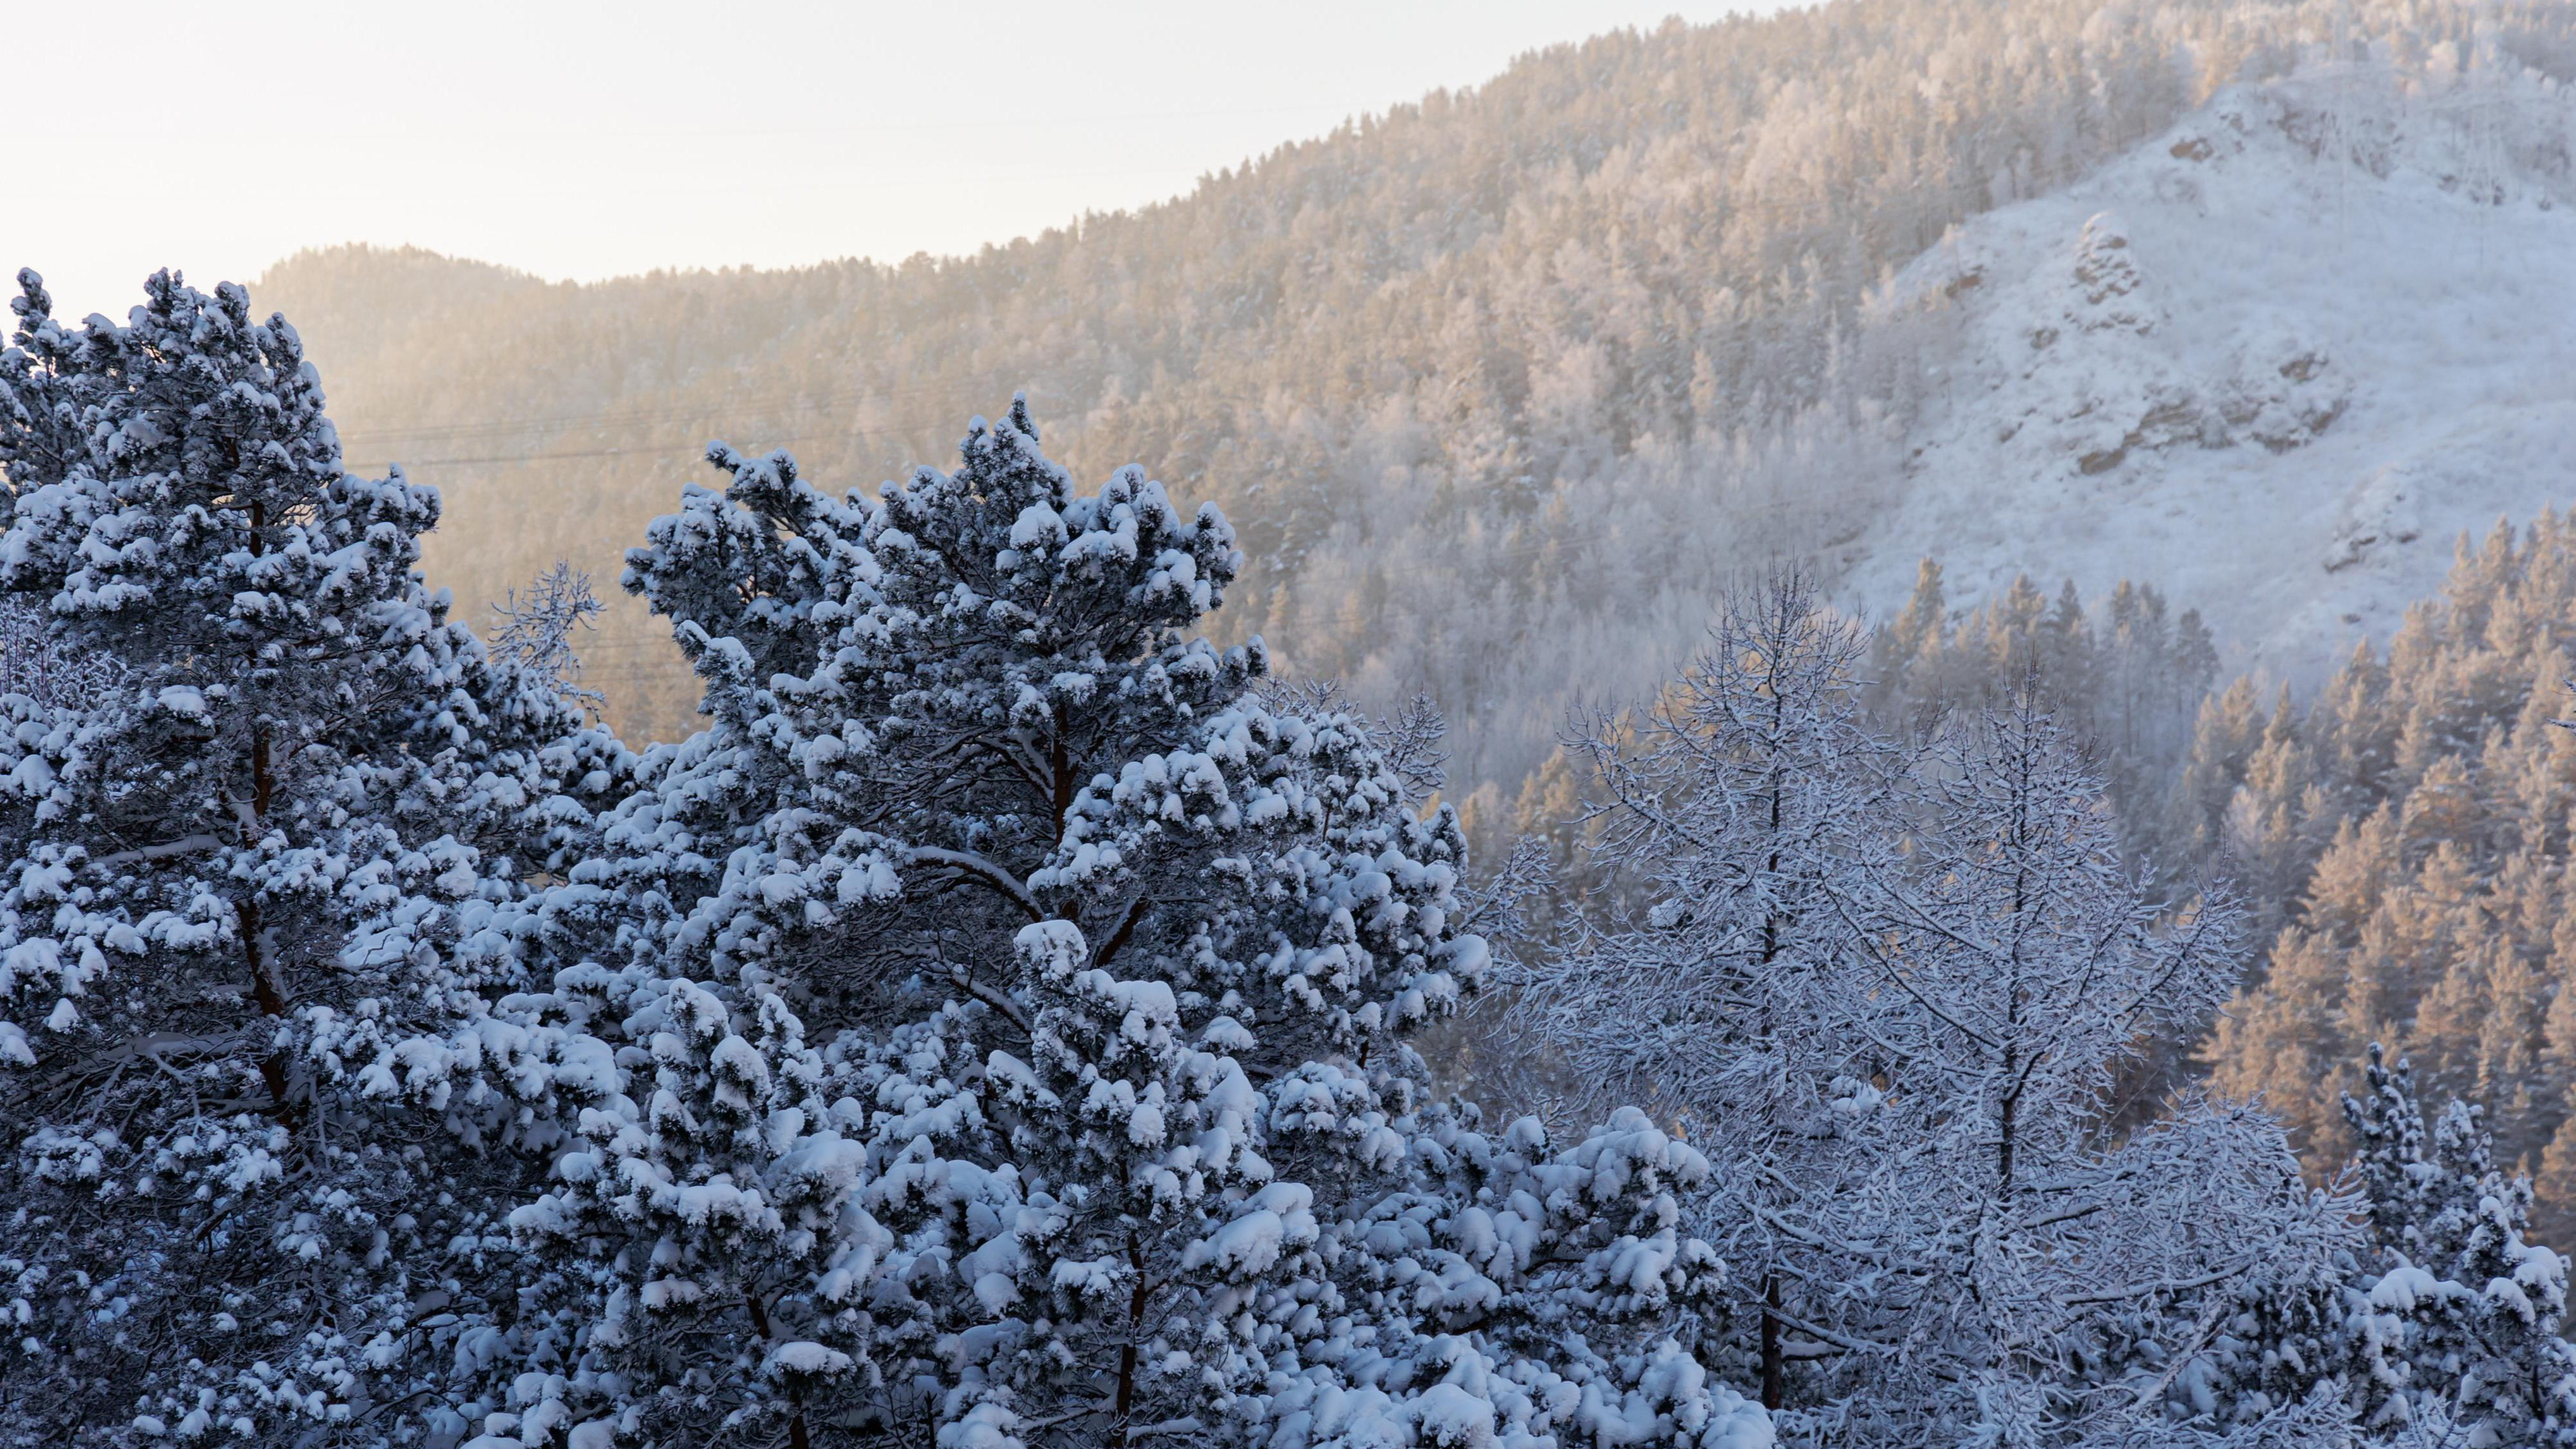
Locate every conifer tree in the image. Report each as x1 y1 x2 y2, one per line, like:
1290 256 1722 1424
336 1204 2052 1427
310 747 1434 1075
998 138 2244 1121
507 977 877 1449
0 271 601 1443
2341 1045 2576 1444
465 404 1772 1447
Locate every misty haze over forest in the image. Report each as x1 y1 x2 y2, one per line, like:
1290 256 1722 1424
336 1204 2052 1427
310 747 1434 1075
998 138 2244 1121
13 0 2576 1444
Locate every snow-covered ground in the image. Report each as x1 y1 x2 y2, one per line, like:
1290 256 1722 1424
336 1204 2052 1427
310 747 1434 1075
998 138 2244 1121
1845 67 2576 682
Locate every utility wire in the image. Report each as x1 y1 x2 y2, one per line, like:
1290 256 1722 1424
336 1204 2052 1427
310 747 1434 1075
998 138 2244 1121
341 376 987 448
342 379 1349 470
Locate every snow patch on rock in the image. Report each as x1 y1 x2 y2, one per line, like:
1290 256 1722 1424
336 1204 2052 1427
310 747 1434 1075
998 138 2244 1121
1847 69 2576 684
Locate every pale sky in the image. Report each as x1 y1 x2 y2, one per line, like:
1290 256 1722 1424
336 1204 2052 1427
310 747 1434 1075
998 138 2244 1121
9 1 1770 322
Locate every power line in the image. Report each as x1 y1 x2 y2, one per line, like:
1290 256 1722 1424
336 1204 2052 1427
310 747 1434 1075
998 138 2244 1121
380 421 968 470
558 486 1874 733
345 380 1333 471
342 378 962 448
339 376 1045 456
554 479 1875 667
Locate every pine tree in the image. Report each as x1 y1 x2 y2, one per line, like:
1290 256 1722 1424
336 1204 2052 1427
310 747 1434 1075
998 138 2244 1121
468 404 1770 1446
506 977 878 1449
0 271 599 1443
0 271 92 520
1863 557 1945 722
2341 1045 2576 1444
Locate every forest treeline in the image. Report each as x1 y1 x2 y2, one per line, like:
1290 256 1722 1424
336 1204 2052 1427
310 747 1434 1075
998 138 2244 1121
1451 515 2576 1259
14 267 2576 1445
249 0 2576 808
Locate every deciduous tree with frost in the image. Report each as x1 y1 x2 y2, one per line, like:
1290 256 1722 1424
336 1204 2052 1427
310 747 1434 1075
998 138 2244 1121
1513 573 1904 1413
1521 577 2365 1446
2339 1045 2576 1444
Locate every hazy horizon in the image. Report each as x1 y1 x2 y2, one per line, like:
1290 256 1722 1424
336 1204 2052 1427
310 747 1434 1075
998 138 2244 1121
10 1 1770 321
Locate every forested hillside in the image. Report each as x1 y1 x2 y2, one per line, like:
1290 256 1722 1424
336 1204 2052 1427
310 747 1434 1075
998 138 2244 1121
246 0 2576 807
18 273 2576 1444
28 0 2576 1436
2197 517 2576 1241
1750 518 2576 1250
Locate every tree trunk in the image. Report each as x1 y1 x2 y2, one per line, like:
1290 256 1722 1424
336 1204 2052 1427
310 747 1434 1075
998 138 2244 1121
743 1288 813 1449
1109 1230 1149 1448
237 726 301 1130
1761 1274 1785 1410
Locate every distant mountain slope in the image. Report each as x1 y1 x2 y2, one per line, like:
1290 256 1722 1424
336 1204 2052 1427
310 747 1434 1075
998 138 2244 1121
1852 64 2576 685
241 0 2576 800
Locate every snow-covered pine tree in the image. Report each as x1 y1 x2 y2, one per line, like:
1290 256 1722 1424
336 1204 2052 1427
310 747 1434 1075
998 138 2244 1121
2340 1045 2576 1444
0 271 94 525
884 918 1317 1444
505 975 879 1449
0 271 601 1445
0 272 128 716
471 404 1771 1446
1326 1098 1752 1446
1529 576 2362 1446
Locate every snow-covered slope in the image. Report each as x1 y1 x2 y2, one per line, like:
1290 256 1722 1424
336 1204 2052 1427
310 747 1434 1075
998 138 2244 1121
1847 67 2576 680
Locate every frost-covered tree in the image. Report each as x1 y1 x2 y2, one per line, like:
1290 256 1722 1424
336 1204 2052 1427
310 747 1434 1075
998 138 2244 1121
1526 578 2363 1446
461 405 1770 1446
1798 693 2357 1444
506 976 877 1449
2340 1045 2576 1444
0 271 608 1445
1513 571 1902 1410
491 562 607 723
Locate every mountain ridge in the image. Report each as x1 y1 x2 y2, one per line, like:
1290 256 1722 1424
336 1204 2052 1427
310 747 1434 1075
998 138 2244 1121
244 0 2576 800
